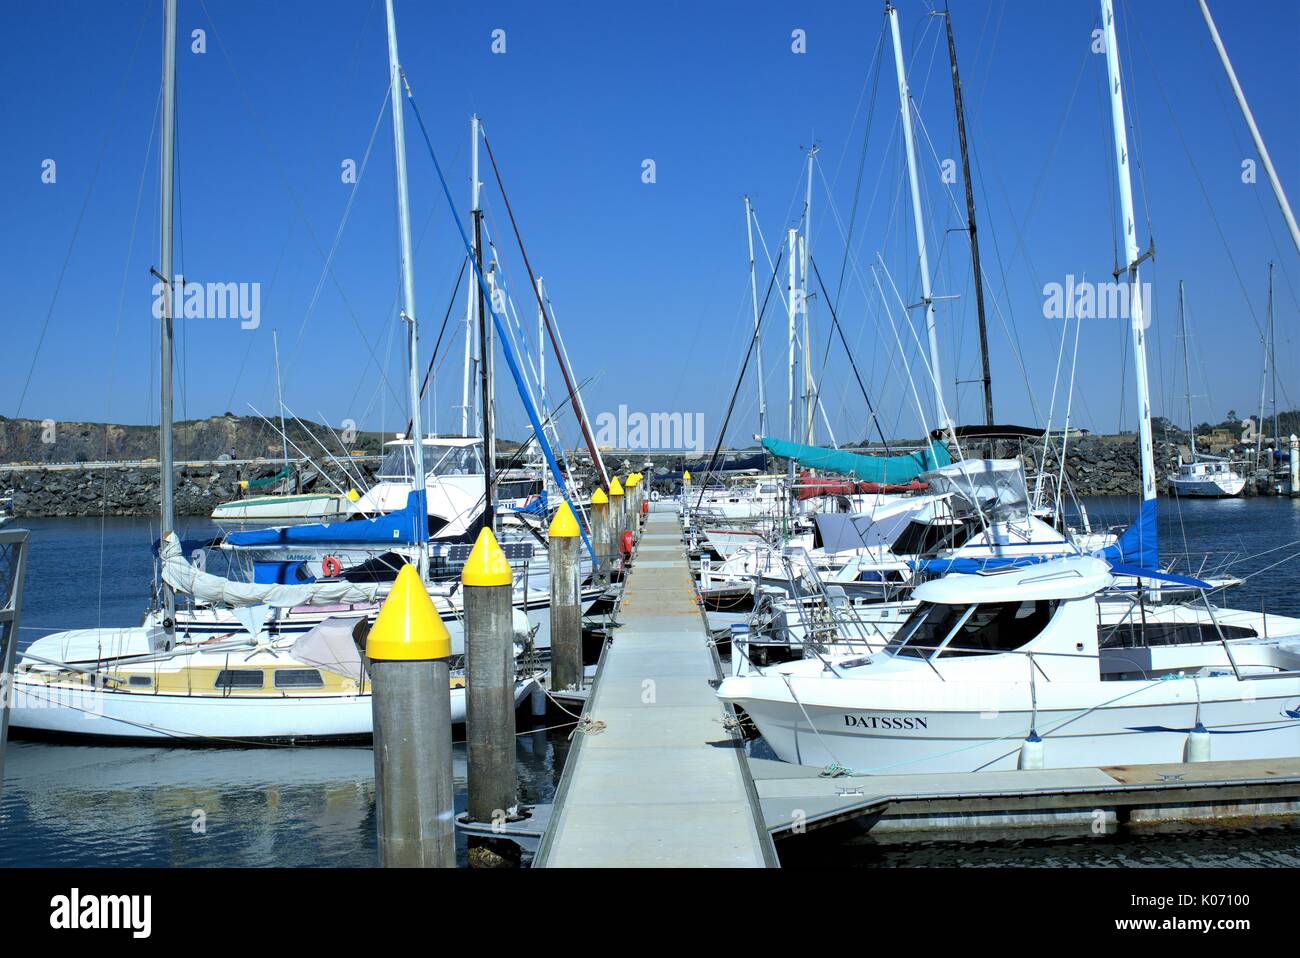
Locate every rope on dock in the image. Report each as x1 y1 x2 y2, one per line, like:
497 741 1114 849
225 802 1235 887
568 715 607 741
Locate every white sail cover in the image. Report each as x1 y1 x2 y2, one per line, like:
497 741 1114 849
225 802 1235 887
161 532 387 608
920 459 1030 522
292 615 365 681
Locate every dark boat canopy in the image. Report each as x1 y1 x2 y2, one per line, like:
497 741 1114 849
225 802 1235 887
929 424 1046 441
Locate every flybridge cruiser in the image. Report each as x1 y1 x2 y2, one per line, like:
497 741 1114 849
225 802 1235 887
717 557 1300 773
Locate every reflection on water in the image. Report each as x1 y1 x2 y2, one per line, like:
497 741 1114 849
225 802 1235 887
1 729 569 867
0 517 571 867
780 819 1300 868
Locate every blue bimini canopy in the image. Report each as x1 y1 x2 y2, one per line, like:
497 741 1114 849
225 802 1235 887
760 437 951 483
224 490 428 548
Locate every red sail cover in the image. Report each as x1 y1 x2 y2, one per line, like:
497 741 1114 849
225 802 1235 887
795 471 928 501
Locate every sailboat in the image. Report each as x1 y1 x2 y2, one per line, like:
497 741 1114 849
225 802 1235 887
716 0 1300 773
9 0 539 744
1167 281 1247 497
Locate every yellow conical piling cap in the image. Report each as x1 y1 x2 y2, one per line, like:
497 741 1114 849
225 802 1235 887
346 488 360 502
590 488 608 505
626 474 640 488
683 470 691 482
609 476 625 497
461 527 513 586
548 501 580 538
366 563 451 661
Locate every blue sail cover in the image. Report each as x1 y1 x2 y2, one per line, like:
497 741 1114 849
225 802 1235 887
224 490 429 548
506 489 549 517
760 437 951 483
1098 496 1158 570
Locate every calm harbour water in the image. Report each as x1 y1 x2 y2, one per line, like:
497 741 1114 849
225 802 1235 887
2 497 1299 867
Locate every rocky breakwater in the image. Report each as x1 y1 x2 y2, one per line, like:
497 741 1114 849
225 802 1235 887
1010 434 1180 497
2 460 378 518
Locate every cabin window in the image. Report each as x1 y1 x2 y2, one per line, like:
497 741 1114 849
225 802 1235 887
889 519 977 557
1099 622 1255 649
498 479 542 500
215 669 264 690
886 603 973 659
273 668 325 689
127 675 153 688
937 600 1059 657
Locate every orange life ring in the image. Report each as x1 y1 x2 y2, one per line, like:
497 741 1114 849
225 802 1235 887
321 555 342 578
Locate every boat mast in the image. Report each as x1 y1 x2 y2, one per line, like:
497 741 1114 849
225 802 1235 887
786 227 798 447
1268 261 1277 458
1100 0 1156 506
744 196 767 438
384 0 428 580
158 0 178 640
536 275 546 399
942 3 993 426
1178 281 1196 462
272 330 290 479
1197 0 1300 256
887 3 949 433
802 146 817 444
461 116 479 438
786 226 798 511
475 120 496 531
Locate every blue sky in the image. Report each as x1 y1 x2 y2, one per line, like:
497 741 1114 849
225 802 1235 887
3 0 1296 453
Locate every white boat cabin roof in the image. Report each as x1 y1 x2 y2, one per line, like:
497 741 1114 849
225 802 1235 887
384 435 481 448
912 556 1112 605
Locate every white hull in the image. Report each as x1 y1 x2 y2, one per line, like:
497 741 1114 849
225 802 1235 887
1168 475 1246 497
743 686 1300 774
8 675 536 744
734 675 1300 774
212 494 348 521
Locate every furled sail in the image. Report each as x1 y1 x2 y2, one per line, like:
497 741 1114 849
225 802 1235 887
760 437 951 483
161 532 387 608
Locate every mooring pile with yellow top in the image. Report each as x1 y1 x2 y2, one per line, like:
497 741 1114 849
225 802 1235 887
460 527 519 831
589 486 611 581
548 501 583 692
608 476 626 548
627 472 644 527
367 562 455 868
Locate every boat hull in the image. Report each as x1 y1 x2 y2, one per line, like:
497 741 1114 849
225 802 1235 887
727 675 1300 774
1168 476 1245 497
7 676 537 746
212 494 348 521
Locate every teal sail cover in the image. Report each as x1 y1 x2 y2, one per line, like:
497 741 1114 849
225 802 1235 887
760 437 951 483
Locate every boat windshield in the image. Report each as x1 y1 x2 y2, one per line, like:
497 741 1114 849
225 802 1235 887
378 443 483 480
887 599 1059 659
885 602 971 659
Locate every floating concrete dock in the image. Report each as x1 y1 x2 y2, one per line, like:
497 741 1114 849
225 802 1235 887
753 755 1300 839
535 512 776 867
